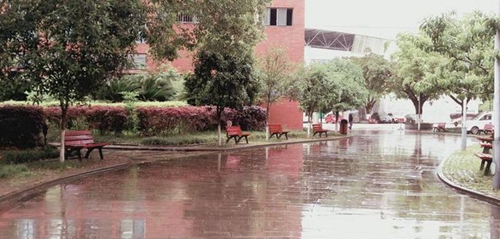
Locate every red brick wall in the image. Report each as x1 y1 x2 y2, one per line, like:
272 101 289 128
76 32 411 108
257 0 305 131
266 98 303 130
148 0 305 73
255 0 305 64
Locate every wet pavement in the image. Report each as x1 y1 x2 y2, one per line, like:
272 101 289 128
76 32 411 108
0 129 499 238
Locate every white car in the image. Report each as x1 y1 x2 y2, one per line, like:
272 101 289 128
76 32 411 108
465 111 492 135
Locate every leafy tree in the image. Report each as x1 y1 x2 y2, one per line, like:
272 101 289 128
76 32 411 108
419 11 498 112
0 0 147 162
183 0 270 145
142 1 196 61
390 33 443 116
296 64 330 135
256 47 294 139
350 51 393 118
296 59 367 135
318 59 368 128
0 73 30 101
185 50 259 145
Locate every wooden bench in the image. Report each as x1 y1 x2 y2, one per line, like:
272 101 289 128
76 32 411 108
312 123 328 137
64 130 109 161
480 142 492 153
476 135 493 143
474 152 493 175
484 123 494 135
433 122 446 132
226 126 251 144
268 124 290 139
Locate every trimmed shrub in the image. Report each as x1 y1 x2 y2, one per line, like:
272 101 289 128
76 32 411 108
237 106 266 130
44 106 89 129
0 105 47 148
87 106 128 135
136 106 213 135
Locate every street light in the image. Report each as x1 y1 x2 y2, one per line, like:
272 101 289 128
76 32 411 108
493 0 500 188
461 97 467 150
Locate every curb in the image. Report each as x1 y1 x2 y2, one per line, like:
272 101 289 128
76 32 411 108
436 157 500 206
0 161 133 206
104 136 350 152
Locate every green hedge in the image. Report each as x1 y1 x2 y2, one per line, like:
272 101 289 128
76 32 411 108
1 145 59 164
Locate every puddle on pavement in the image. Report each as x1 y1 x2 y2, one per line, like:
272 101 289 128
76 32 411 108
1 131 499 238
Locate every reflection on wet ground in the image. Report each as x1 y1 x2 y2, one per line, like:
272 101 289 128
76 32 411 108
0 130 499 238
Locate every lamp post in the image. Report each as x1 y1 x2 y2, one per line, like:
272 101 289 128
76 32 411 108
493 0 500 189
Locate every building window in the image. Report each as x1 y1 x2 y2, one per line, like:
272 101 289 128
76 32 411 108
178 13 198 23
129 54 147 69
136 32 146 44
264 8 293 26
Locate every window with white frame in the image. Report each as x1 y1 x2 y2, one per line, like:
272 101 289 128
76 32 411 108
178 13 198 23
263 8 293 26
128 54 147 69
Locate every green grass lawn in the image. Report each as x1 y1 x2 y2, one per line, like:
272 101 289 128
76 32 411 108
440 144 500 198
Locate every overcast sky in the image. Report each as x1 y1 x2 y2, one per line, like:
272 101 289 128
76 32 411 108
305 0 498 39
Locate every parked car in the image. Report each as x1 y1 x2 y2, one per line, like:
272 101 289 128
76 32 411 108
393 115 405 123
325 113 343 124
405 114 420 124
466 111 493 135
379 113 393 123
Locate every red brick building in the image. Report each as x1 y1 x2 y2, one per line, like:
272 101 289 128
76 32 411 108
134 0 305 130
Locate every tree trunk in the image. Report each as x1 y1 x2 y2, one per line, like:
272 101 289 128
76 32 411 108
217 107 223 146
265 101 271 140
217 123 222 146
365 97 376 114
335 111 340 131
59 105 68 163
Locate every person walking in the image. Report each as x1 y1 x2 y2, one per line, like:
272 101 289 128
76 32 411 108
348 113 353 130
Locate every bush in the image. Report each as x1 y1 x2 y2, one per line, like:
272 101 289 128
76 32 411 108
87 106 128 135
136 106 213 135
1 145 59 164
44 106 89 129
0 105 47 148
237 106 266 130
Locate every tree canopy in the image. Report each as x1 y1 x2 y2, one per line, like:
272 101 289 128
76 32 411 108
297 59 368 134
182 0 270 145
390 33 444 115
0 0 147 161
350 51 393 116
419 11 498 109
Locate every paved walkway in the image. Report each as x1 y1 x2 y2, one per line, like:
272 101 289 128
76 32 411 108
1 129 499 238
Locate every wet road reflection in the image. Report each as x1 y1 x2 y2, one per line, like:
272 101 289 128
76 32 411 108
0 130 498 238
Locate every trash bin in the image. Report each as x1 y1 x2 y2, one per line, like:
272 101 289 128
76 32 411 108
340 119 348 135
